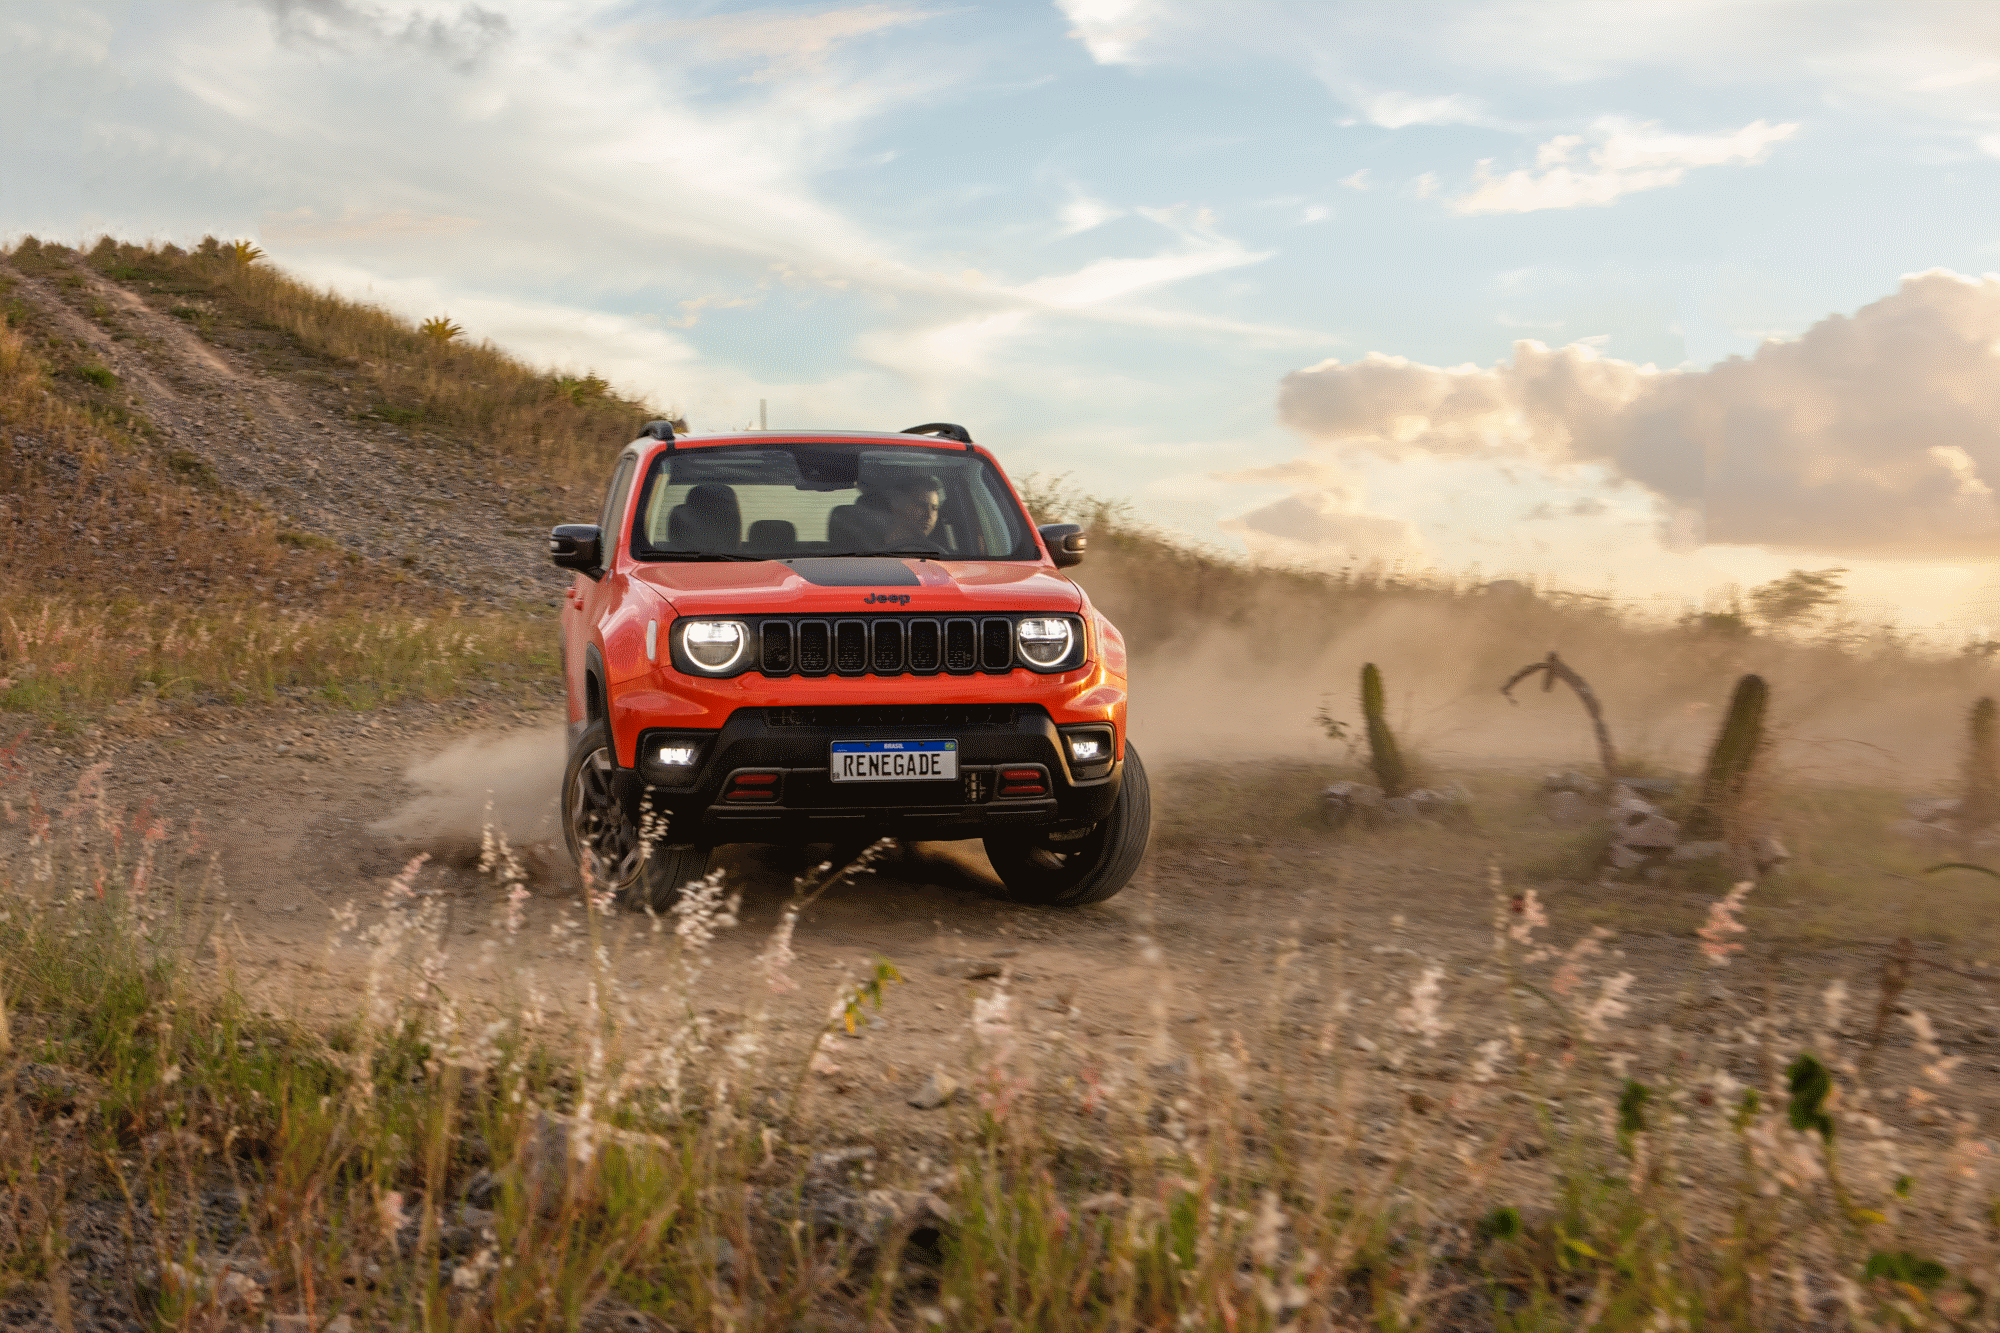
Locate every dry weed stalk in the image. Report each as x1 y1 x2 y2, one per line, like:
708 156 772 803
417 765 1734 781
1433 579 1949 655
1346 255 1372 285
5 748 2000 1328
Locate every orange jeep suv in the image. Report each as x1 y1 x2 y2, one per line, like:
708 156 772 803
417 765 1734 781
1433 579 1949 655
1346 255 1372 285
550 421 1149 909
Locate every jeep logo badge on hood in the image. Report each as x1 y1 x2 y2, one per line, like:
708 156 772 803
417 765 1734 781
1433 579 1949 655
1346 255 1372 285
863 592 912 605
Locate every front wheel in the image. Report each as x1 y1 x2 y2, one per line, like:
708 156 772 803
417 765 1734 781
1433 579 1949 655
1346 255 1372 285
561 720 710 912
981 742 1151 907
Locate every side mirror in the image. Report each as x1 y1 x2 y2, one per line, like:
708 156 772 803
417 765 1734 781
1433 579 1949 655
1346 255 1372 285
549 523 602 574
1038 523 1087 569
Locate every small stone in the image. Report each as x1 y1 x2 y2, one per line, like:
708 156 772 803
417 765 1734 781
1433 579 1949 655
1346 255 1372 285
1543 790 1590 827
1752 833 1790 872
460 1169 496 1209
1607 843 1646 870
908 1071 960 1110
324 1318 355 1333
1615 811 1679 850
812 1146 876 1172
1611 786 1662 816
1670 840 1729 863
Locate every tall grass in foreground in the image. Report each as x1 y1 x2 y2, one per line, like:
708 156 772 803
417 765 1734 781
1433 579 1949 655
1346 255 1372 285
0 596 555 716
6 768 2000 1328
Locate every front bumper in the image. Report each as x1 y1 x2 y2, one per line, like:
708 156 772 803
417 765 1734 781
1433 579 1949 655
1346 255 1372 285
604 705 1122 842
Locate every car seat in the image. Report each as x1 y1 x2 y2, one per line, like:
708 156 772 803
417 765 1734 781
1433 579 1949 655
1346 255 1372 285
667 484 741 551
826 503 887 551
744 519 796 552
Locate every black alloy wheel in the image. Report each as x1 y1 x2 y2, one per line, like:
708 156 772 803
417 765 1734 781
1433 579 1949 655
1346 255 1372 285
981 741 1151 906
561 720 710 912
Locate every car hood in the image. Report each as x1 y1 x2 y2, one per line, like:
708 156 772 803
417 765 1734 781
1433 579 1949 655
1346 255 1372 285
628 557 1084 617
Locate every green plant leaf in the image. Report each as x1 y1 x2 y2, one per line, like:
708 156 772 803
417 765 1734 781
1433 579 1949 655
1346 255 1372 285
1864 1250 1948 1290
1786 1052 1835 1141
1481 1206 1522 1241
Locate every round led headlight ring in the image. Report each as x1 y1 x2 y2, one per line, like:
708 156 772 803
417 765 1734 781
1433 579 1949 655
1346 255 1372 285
681 619 750 673
1015 617 1074 668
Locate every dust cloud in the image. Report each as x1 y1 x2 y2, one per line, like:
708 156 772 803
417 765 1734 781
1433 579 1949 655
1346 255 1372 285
376 551 1982 868
1086 553 1986 791
371 723 569 873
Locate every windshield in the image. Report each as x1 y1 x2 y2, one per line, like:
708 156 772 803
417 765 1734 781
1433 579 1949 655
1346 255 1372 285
628 441 1039 561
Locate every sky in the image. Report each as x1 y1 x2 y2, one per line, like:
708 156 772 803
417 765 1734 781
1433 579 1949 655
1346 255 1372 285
5 0 1999 636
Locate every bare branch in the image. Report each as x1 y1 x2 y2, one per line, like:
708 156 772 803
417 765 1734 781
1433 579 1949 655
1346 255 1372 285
1500 651 1619 784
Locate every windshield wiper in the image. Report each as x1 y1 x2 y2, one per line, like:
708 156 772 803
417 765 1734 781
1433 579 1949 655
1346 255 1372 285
809 548 945 559
644 550 767 562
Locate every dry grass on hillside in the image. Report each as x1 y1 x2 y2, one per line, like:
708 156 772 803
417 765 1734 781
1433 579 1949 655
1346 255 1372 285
60 236 665 492
0 237 605 719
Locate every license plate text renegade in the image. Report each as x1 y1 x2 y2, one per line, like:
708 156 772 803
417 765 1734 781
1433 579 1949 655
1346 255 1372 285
552 421 1150 909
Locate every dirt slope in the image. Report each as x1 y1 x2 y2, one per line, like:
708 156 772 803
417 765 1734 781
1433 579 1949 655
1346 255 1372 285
2 251 570 610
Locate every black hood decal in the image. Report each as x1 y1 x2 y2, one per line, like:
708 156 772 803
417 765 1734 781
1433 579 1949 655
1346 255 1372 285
784 558 921 587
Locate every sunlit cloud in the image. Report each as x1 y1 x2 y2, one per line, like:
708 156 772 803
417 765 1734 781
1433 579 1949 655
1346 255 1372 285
1053 0 1154 65
1455 117 1797 214
1275 271 2000 556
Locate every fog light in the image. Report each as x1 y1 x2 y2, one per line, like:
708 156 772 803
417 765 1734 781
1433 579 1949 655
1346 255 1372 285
1066 735 1105 763
657 743 699 767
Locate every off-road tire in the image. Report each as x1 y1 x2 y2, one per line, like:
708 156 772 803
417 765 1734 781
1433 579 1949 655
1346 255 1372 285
981 742 1151 906
562 720 710 912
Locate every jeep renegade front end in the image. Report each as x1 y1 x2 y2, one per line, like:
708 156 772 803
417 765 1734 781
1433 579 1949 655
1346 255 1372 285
552 421 1149 909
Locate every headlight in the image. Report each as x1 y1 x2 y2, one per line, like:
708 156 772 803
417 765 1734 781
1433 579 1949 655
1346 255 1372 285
1015 617 1074 668
679 620 749 673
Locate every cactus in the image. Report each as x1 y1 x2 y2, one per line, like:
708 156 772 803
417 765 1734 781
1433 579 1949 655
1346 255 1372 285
1359 662 1411 798
1960 697 2000 837
1684 674 1768 841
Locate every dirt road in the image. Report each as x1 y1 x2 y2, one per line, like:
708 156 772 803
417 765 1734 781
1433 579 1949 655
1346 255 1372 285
14 691 1997 1154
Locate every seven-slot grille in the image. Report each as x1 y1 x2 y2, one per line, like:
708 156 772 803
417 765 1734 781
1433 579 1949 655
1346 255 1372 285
754 617 1021 676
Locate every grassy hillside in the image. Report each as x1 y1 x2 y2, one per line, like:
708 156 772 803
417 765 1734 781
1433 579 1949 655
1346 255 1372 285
0 237 677 716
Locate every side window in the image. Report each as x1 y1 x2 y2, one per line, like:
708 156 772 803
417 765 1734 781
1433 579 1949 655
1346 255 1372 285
597 455 637 563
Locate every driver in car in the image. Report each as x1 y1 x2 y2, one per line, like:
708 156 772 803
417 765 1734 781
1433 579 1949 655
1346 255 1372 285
872 474 943 548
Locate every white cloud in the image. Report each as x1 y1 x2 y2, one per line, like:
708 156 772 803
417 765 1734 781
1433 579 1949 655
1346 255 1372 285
1338 169 1373 191
1346 88 1489 130
858 207 1303 382
262 206 478 241
1455 117 1798 214
629 3 931 83
1057 191 1124 235
1275 271 2000 556
1054 0 1154 66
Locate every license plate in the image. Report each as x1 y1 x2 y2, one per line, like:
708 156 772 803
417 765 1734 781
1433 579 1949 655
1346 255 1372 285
829 740 958 782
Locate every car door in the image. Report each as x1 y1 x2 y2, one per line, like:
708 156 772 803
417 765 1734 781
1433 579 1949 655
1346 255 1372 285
564 452 638 728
